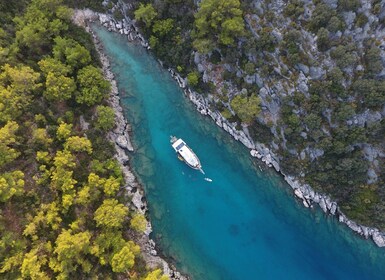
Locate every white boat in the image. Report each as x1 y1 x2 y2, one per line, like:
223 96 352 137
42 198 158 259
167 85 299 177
170 136 202 170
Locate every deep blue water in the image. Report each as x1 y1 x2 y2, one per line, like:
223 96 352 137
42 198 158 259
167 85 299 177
93 25 385 280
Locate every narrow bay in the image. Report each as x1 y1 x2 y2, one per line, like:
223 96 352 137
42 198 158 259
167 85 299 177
93 25 385 280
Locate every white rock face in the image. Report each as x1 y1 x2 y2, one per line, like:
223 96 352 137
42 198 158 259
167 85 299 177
372 232 385 247
116 134 134 151
250 149 262 158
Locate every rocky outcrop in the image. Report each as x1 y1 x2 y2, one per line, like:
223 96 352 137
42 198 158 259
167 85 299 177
72 9 188 279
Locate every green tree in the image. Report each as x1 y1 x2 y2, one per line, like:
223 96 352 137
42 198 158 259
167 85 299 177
130 213 147 233
32 127 53 148
51 230 92 277
56 122 72 141
330 45 357 68
192 0 245 53
152 19 174 37
38 57 71 76
91 230 125 265
134 3 157 28
23 203 63 237
338 0 360 11
364 47 382 76
77 173 103 205
284 0 304 18
76 65 110 106
0 64 40 122
110 241 140 273
64 136 92 154
94 199 128 229
53 37 91 70
317 28 330 51
102 177 120 196
95 105 115 131
144 269 170 280
308 3 336 32
45 72 76 101
21 247 50 280
230 94 261 124
0 171 24 202
0 121 20 167
327 16 344 32
187 72 199 87
14 0 71 54
50 150 77 197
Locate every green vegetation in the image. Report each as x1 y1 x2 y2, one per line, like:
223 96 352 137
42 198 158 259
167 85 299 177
230 94 261 124
192 0 245 53
0 0 169 278
187 71 200 87
95 105 115 131
129 0 385 231
135 3 158 28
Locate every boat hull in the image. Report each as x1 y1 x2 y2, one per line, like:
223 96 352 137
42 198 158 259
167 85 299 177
171 136 202 170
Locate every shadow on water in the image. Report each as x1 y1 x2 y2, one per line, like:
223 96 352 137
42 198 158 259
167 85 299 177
92 24 385 280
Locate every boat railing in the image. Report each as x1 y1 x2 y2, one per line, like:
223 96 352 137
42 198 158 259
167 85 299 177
170 135 178 144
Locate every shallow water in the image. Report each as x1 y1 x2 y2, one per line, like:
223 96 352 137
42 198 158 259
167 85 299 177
93 25 385 280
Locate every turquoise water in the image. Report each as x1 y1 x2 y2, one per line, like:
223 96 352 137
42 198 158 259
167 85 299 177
93 26 385 280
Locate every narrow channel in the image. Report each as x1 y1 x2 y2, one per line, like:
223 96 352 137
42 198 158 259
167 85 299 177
93 25 385 280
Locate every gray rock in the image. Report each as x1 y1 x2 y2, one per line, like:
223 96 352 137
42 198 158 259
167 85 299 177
300 150 306 160
80 115 90 130
330 203 337 215
298 81 308 93
244 75 256 84
319 198 328 213
372 232 385 247
323 0 338 8
367 168 378 184
250 149 262 158
294 188 304 200
308 148 324 161
116 134 134 151
346 220 362 233
296 63 309 74
132 190 146 214
309 66 325 80
343 11 356 29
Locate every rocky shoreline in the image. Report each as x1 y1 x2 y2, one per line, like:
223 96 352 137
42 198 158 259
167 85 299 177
178 72 385 248
80 8 385 248
72 9 188 280
170 72 385 247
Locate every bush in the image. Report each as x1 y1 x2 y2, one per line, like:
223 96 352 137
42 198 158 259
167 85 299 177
187 71 199 87
317 28 330 51
330 45 358 69
284 0 304 19
338 0 360 11
95 105 115 131
308 3 336 32
355 13 368 27
364 46 383 76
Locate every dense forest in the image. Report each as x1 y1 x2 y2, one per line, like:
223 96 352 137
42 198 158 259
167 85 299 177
0 0 168 279
125 0 385 229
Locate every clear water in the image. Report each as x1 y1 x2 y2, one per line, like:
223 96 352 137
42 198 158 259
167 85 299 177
93 25 385 280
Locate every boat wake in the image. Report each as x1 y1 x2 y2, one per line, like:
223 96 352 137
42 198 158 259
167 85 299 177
199 168 205 175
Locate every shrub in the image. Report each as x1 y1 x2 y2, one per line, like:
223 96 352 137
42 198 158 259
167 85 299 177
95 105 115 131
